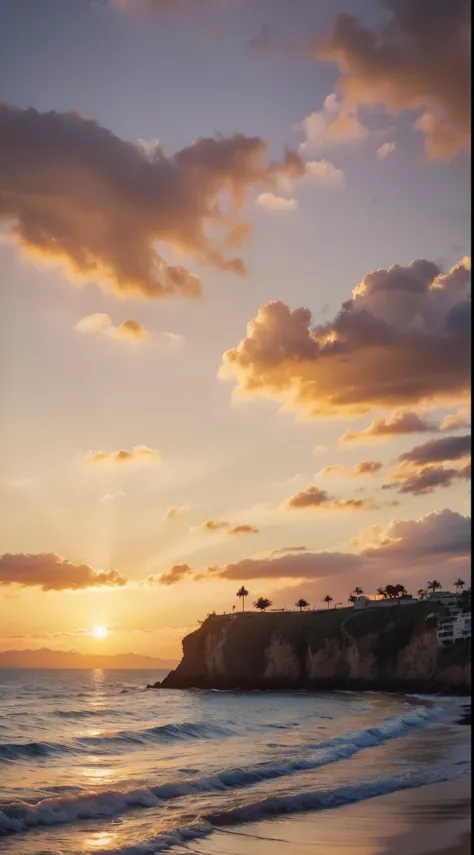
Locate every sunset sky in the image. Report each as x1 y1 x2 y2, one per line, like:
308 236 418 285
0 0 470 659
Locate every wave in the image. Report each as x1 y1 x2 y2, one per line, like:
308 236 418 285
204 768 462 827
68 768 464 855
0 720 235 763
0 706 445 835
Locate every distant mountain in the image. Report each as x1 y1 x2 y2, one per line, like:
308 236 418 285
0 648 178 670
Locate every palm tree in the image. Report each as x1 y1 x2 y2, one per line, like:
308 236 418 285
454 578 466 593
254 597 272 612
417 588 428 600
348 594 358 604
236 586 249 612
323 594 333 609
353 587 364 598
427 580 442 594
376 587 388 599
295 598 309 613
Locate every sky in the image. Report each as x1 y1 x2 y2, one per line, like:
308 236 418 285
0 0 470 659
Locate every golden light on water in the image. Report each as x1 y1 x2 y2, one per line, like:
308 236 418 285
92 625 108 639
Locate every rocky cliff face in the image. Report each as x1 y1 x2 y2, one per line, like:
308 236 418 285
160 604 471 693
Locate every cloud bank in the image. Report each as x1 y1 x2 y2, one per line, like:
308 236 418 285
211 510 470 587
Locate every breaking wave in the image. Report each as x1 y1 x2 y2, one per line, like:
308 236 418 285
0 705 443 835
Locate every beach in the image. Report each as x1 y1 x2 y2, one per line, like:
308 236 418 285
189 778 471 855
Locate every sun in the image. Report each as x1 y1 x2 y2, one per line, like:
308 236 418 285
92 625 108 639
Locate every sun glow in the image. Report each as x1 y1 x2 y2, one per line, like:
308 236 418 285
92 625 108 639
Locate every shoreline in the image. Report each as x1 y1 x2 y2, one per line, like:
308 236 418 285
191 778 471 855
153 677 472 695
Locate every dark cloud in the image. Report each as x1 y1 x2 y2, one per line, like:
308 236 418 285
386 463 470 495
314 0 470 159
221 258 471 418
0 553 127 591
0 103 309 299
384 434 471 494
398 434 471 466
287 485 378 511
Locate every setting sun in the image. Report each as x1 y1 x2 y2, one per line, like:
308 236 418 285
92 625 108 639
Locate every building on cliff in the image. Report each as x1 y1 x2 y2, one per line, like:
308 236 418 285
353 594 415 610
437 605 472 648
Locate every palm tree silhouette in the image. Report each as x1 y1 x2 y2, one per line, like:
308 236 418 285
454 578 466 592
295 598 309 613
417 588 428 599
353 587 364 598
323 594 333 609
427 580 442 594
254 597 272 611
236 586 249 612
348 594 358 604
376 587 388 599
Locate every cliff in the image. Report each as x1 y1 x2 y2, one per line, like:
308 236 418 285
159 603 471 694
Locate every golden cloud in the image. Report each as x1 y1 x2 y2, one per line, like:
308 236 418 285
220 258 471 418
75 314 148 344
318 461 382 477
86 446 161 465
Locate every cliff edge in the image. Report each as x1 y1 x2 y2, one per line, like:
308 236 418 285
159 603 471 694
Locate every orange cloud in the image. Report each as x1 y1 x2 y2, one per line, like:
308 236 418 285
220 258 470 418
86 446 160 465
340 410 439 444
0 103 314 299
227 524 259 536
200 520 230 532
0 553 127 591
318 461 382 477
313 0 470 159
148 564 194 586
287 485 377 511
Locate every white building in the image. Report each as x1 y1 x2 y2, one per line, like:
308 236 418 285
353 595 415 610
436 604 471 648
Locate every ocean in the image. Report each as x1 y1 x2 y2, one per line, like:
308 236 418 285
0 669 470 854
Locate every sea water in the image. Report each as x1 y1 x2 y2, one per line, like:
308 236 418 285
0 669 470 854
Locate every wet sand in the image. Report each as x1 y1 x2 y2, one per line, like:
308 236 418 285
190 778 470 855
